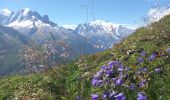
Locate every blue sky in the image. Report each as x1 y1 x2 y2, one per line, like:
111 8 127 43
0 0 170 27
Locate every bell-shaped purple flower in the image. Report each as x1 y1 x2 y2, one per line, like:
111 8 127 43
106 70 113 78
129 83 135 90
76 96 81 100
103 91 109 99
112 78 117 82
101 65 107 70
108 61 115 68
93 70 103 79
138 79 147 87
140 51 146 57
91 94 99 100
116 78 123 85
137 92 147 100
148 53 157 61
92 78 98 87
118 64 124 71
108 61 121 68
137 58 144 63
92 78 103 87
139 67 147 72
97 80 103 87
166 48 170 53
110 91 117 99
154 68 161 73
142 68 147 72
114 93 125 100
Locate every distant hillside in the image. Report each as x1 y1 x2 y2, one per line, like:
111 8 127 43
0 26 30 75
0 14 169 99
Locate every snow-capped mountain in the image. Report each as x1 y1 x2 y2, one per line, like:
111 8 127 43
1 8 57 36
0 8 134 51
9 8 56 25
0 9 14 25
0 8 134 57
0 8 101 60
74 20 134 49
0 8 134 75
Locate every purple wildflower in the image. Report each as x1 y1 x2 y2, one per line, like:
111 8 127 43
137 58 144 63
129 83 135 90
154 68 161 73
142 68 147 72
93 70 103 79
135 70 141 75
138 79 147 87
137 92 147 100
108 61 115 67
106 70 113 78
103 91 109 99
101 65 107 70
140 51 146 57
118 67 124 72
116 78 123 85
110 91 117 99
91 94 99 100
76 96 81 100
97 80 103 87
92 78 98 87
92 78 103 87
139 67 147 72
106 70 112 75
166 48 170 53
148 53 157 61
112 78 117 82
108 61 121 68
114 93 125 100
118 64 124 71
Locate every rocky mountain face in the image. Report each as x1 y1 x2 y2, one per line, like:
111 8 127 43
75 20 134 49
0 9 14 25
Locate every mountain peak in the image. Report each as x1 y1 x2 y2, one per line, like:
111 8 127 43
0 9 13 16
90 20 119 28
22 8 31 15
4 8 57 27
85 20 120 33
75 19 133 39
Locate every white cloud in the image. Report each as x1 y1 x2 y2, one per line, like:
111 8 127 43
62 24 77 30
148 7 170 22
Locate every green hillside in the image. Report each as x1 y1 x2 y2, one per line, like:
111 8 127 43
0 15 170 100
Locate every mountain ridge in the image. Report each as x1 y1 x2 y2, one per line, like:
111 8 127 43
0 8 134 75
0 8 134 51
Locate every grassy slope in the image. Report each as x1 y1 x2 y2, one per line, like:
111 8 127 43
0 15 170 99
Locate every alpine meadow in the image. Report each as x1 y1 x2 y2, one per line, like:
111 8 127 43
0 0 170 100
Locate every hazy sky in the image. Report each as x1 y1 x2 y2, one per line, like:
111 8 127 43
0 0 170 27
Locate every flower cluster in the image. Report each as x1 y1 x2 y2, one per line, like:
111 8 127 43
76 48 170 100
91 60 141 100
